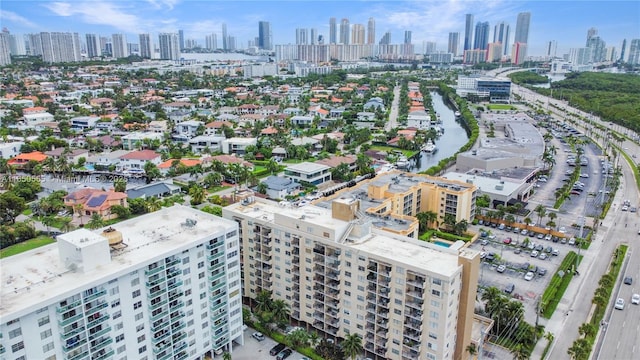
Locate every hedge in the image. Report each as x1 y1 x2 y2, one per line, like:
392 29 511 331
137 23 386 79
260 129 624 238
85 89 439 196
541 251 581 318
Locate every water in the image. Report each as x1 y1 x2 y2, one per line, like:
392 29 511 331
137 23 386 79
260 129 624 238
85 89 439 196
409 92 469 172
433 240 452 248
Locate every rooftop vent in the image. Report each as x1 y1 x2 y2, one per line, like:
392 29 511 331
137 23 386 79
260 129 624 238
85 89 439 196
182 218 198 228
102 227 124 246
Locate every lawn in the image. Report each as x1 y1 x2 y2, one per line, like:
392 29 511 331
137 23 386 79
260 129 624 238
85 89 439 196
369 145 419 158
21 208 32 216
487 104 517 110
208 185 231 193
0 235 55 258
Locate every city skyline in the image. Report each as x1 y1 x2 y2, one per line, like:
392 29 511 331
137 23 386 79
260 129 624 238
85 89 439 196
0 1 638 57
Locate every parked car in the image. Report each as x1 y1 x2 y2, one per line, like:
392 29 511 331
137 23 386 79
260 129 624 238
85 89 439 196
504 283 515 294
503 238 512 245
270 343 286 356
252 332 265 341
539 253 548 260
497 265 506 273
521 229 528 235
537 268 547 276
615 298 625 310
531 250 539 258
524 272 535 281
277 349 293 360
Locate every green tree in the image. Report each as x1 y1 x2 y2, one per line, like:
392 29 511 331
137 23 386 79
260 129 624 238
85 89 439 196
466 343 477 360
285 329 309 348
222 352 232 360
143 161 161 183
0 192 26 225
341 333 363 360
189 184 206 205
110 205 131 219
114 178 127 192
271 299 290 327
86 213 105 229
255 290 273 313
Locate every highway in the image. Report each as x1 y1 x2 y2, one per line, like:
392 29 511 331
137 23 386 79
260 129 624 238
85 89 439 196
508 82 640 360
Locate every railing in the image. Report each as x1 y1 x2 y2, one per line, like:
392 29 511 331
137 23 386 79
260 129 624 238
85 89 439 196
145 265 165 276
58 313 84 327
92 349 114 360
88 327 111 341
84 302 108 317
85 314 110 329
90 337 113 352
57 300 82 313
83 289 106 302
61 326 85 340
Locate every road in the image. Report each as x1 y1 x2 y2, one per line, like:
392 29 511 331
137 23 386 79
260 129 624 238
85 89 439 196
385 85 401 131
509 83 640 360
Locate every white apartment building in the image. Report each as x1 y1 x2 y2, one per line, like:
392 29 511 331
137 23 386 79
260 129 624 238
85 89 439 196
284 162 332 186
224 194 480 360
0 206 244 360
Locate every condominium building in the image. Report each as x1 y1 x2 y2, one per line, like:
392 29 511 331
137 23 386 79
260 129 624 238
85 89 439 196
158 33 180 60
86 34 101 58
0 206 243 360
223 187 480 360
139 34 153 59
28 32 82 63
111 34 128 59
223 174 479 360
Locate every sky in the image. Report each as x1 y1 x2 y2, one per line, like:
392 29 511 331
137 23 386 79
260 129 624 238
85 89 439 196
1 0 638 56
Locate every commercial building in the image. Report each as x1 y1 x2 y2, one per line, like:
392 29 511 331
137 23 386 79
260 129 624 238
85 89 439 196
223 185 480 360
0 206 243 360
456 75 511 102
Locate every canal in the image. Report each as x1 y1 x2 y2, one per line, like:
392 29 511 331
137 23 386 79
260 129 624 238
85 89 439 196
409 92 469 172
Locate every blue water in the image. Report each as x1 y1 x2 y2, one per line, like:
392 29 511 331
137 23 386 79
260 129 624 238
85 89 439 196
434 240 452 248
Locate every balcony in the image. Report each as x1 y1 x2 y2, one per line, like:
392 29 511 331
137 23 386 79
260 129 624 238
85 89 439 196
68 350 89 360
152 330 170 343
92 349 114 360
86 314 110 329
172 332 187 343
88 326 111 341
175 351 189 360
405 300 423 310
326 271 339 280
168 291 184 302
404 330 422 342
165 257 180 267
91 337 113 352
313 312 324 321
151 320 169 333
210 280 226 292
405 309 423 320
210 260 225 272
211 301 226 313
172 321 187 333
167 268 182 279
208 250 224 262
57 300 82 313
63 338 87 352
210 309 227 322
83 289 106 302
153 342 170 355
167 280 183 291
407 278 425 288
406 291 423 299
61 326 85 340
58 313 83 327
150 310 169 322
84 301 108 317
145 265 166 276
207 241 224 250
313 246 325 255
313 255 324 263
326 300 339 309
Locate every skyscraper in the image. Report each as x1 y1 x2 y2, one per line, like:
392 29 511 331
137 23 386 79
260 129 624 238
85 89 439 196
340 18 350 45
111 33 128 58
619 39 627 62
0 32 11 66
379 32 391 45
367 17 376 44
628 39 640 65
29 32 81 63
514 12 531 44
222 23 228 50
351 24 365 45
329 18 337 44
464 14 474 51
546 40 557 58
158 33 180 60
85 33 101 58
0 206 244 360
205 33 217 51
139 33 152 58
586 27 598 43
178 29 184 51
587 35 606 63
448 32 459 56
310 28 318 45
404 31 412 44
258 21 272 50
473 22 490 50
8 33 26 56
296 28 308 45
493 22 510 55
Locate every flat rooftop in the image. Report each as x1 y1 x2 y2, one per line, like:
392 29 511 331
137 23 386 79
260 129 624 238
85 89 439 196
226 198 462 277
1 205 234 320
442 172 521 197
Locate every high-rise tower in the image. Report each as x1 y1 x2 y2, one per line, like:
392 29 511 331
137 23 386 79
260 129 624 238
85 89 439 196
158 33 180 60
367 17 376 44
473 22 490 50
404 31 412 44
111 33 128 58
296 28 308 45
139 33 152 58
222 23 228 50
464 14 474 51
351 24 365 45
493 22 510 55
178 29 184 51
340 18 350 45
448 32 459 56
514 12 531 44
258 21 273 50
86 33 101 58
329 18 337 44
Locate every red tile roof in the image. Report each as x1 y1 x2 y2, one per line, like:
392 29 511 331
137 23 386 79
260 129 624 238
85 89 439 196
118 150 160 161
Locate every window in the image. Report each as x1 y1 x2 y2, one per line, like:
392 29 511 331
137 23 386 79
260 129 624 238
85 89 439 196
115 323 123 330
131 278 140 286
42 342 54 352
40 329 52 340
117 345 126 354
9 328 22 339
116 334 125 342
136 324 144 332
198 261 205 269
111 300 120 308
432 278 442 285
432 289 441 297
135 313 143 321
137 335 145 343
113 310 122 319
132 290 141 298
134 301 142 310
198 272 205 279
430 311 439 319
138 345 147 354
12 341 24 353
38 316 50 326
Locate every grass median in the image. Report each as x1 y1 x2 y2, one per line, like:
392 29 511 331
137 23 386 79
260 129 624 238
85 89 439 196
540 250 582 318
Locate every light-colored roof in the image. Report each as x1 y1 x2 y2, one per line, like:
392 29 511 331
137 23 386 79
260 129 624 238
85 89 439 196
285 161 330 173
0 205 235 320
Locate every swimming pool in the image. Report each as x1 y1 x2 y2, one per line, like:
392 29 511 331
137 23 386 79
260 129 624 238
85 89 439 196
433 240 452 248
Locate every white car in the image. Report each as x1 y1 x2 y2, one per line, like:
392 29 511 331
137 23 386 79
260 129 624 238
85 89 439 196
531 250 539 258
615 298 625 310
632 294 640 305
497 265 506 273
524 272 535 281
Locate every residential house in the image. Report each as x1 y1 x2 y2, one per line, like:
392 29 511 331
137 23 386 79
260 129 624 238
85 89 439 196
168 110 191 123
221 137 257 155
284 162 332 186
148 120 168 133
22 106 48 115
204 121 233 136
157 158 202 175
44 148 89 164
126 181 182 199
188 135 226 153
174 120 204 138
70 116 99 131
118 149 162 172
407 110 432 130
316 155 357 172
121 132 164 150
0 141 24 159
7 151 47 168
206 154 254 170
64 188 128 220
24 112 54 125
163 102 194 113
283 107 303 116
86 149 129 170
290 115 314 127
259 176 301 200
237 104 259 114
363 97 385 111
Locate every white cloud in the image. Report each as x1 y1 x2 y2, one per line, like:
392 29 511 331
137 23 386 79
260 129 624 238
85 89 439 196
44 1 149 33
0 9 39 28
146 0 181 10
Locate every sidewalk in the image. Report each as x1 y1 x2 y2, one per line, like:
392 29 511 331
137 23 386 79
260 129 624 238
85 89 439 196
530 170 626 359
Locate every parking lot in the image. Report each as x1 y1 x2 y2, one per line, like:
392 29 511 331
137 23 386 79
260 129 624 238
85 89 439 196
470 224 586 324
228 327 307 360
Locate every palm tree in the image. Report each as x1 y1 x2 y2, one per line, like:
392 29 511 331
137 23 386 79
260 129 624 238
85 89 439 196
548 212 557 229
59 216 72 232
271 299 290 327
222 352 232 360
307 331 320 348
534 204 546 227
189 184 206 205
511 343 530 360
42 215 55 233
255 290 273 313
567 338 590 360
285 329 309 348
145 196 162 212
74 203 85 226
341 333 363 360
578 323 596 338
86 213 105 229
